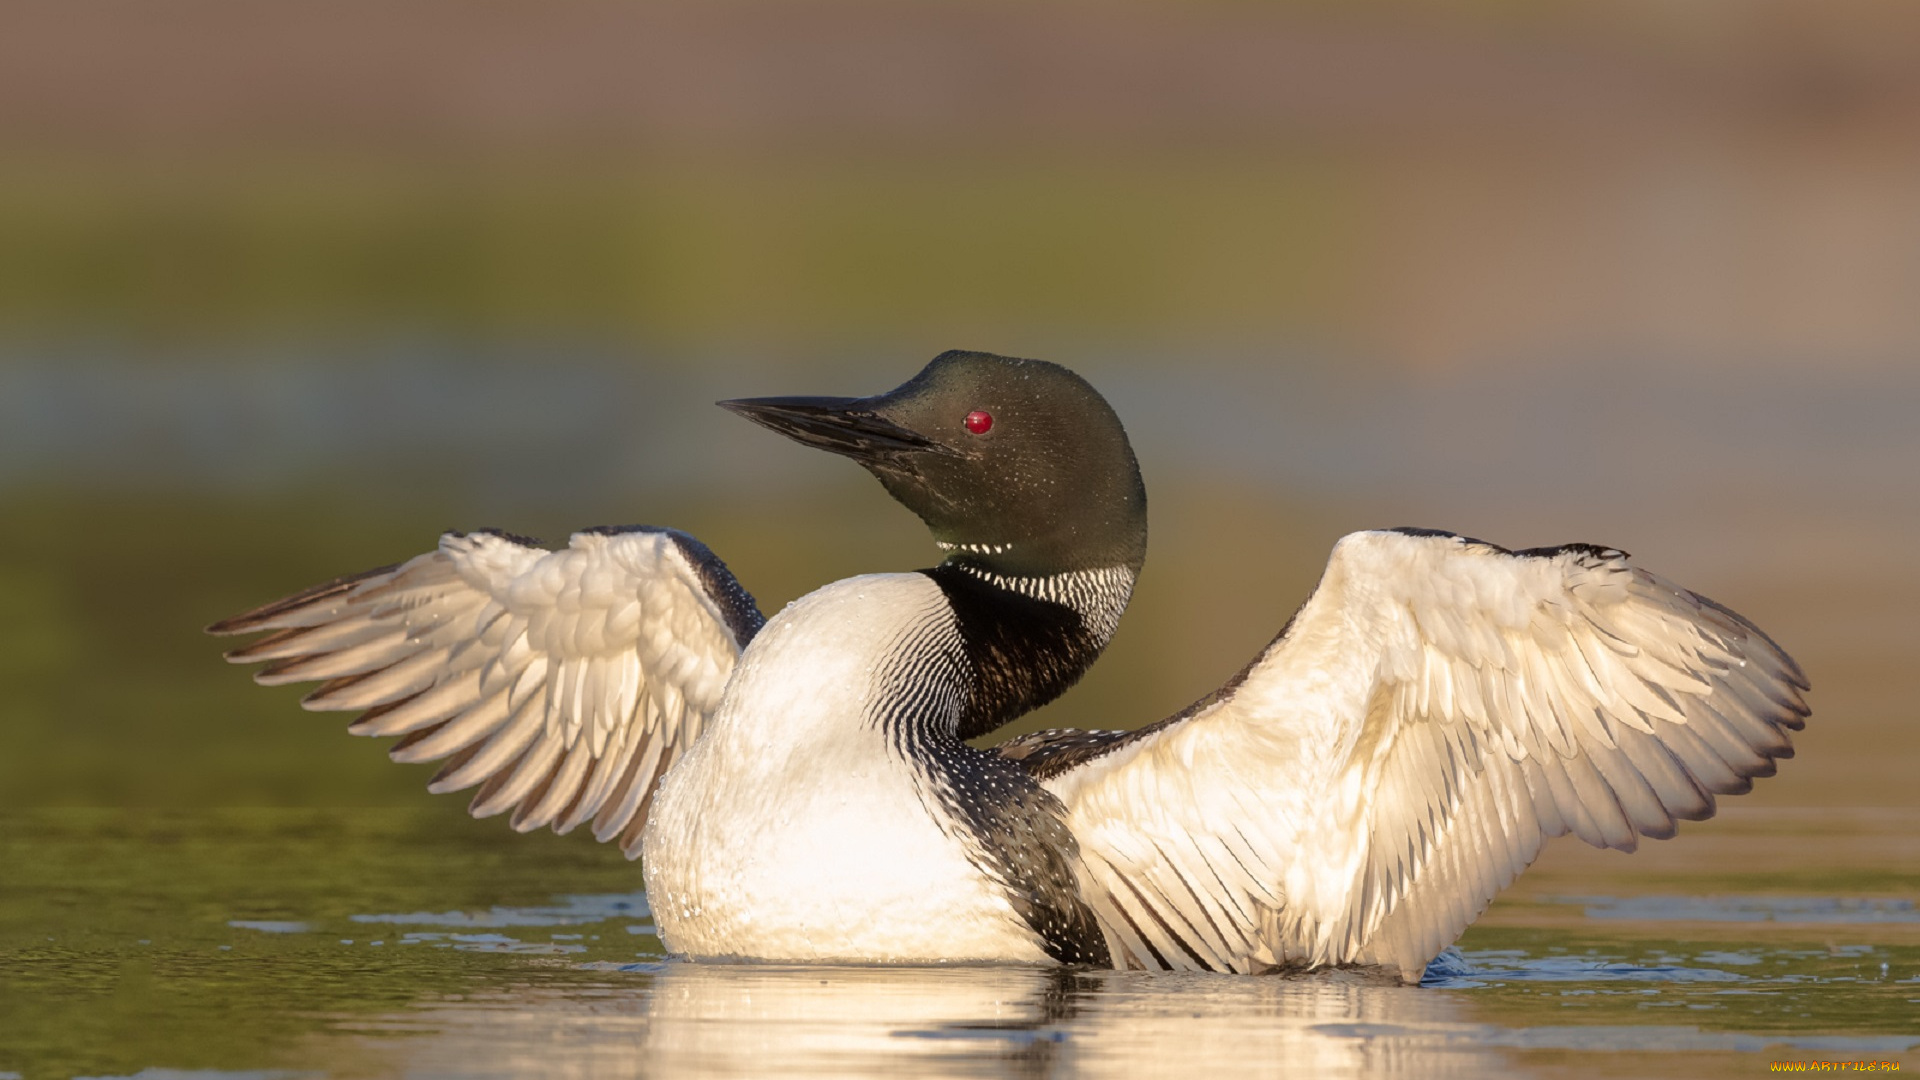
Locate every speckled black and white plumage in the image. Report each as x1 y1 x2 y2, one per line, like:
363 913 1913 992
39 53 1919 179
874 566 1125 965
992 727 1133 782
918 742 1112 965
638 571 1107 963
925 562 1135 740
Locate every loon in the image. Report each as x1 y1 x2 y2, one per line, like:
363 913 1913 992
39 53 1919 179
209 350 1809 981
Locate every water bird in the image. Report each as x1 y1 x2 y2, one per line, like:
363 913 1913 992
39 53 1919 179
209 350 1808 981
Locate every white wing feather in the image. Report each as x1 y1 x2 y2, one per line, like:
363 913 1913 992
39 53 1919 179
1045 529 1808 980
211 527 762 856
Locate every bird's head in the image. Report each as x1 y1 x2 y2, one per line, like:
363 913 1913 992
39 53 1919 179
722 350 1147 577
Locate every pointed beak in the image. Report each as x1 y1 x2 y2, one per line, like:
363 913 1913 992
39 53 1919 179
718 396 958 461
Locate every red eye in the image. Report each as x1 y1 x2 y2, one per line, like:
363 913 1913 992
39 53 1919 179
964 410 994 435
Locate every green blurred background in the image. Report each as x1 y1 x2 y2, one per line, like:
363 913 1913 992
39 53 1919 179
2 0 1916 818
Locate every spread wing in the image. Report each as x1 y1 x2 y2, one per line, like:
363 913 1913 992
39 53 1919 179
1034 528 1809 980
209 526 764 856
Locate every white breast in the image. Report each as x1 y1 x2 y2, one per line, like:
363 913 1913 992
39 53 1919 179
640 572 1050 964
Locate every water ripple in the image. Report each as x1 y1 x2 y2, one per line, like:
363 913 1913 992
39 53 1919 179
1423 947 1747 989
351 892 650 929
1559 895 1920 923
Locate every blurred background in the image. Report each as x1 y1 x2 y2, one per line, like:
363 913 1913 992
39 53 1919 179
2 0 1915 815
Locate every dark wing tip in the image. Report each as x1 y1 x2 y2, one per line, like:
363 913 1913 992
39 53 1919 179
1697 592 1813 693
205 562 403 636
219 626 312 662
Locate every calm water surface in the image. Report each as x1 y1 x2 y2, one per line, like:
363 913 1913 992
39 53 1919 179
5 809 1917 1079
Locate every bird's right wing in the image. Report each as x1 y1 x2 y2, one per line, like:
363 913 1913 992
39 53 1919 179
1033 529 1807 979
209 526 764 855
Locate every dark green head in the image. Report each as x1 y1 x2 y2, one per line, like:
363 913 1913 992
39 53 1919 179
722 350 1147 576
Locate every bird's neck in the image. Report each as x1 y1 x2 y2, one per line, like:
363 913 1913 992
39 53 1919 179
921 556 1138 741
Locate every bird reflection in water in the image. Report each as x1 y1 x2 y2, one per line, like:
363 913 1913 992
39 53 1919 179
329 961 1507 1079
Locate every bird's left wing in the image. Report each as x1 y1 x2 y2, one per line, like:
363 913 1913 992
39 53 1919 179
209 526 763 855
1032 528 1808 980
